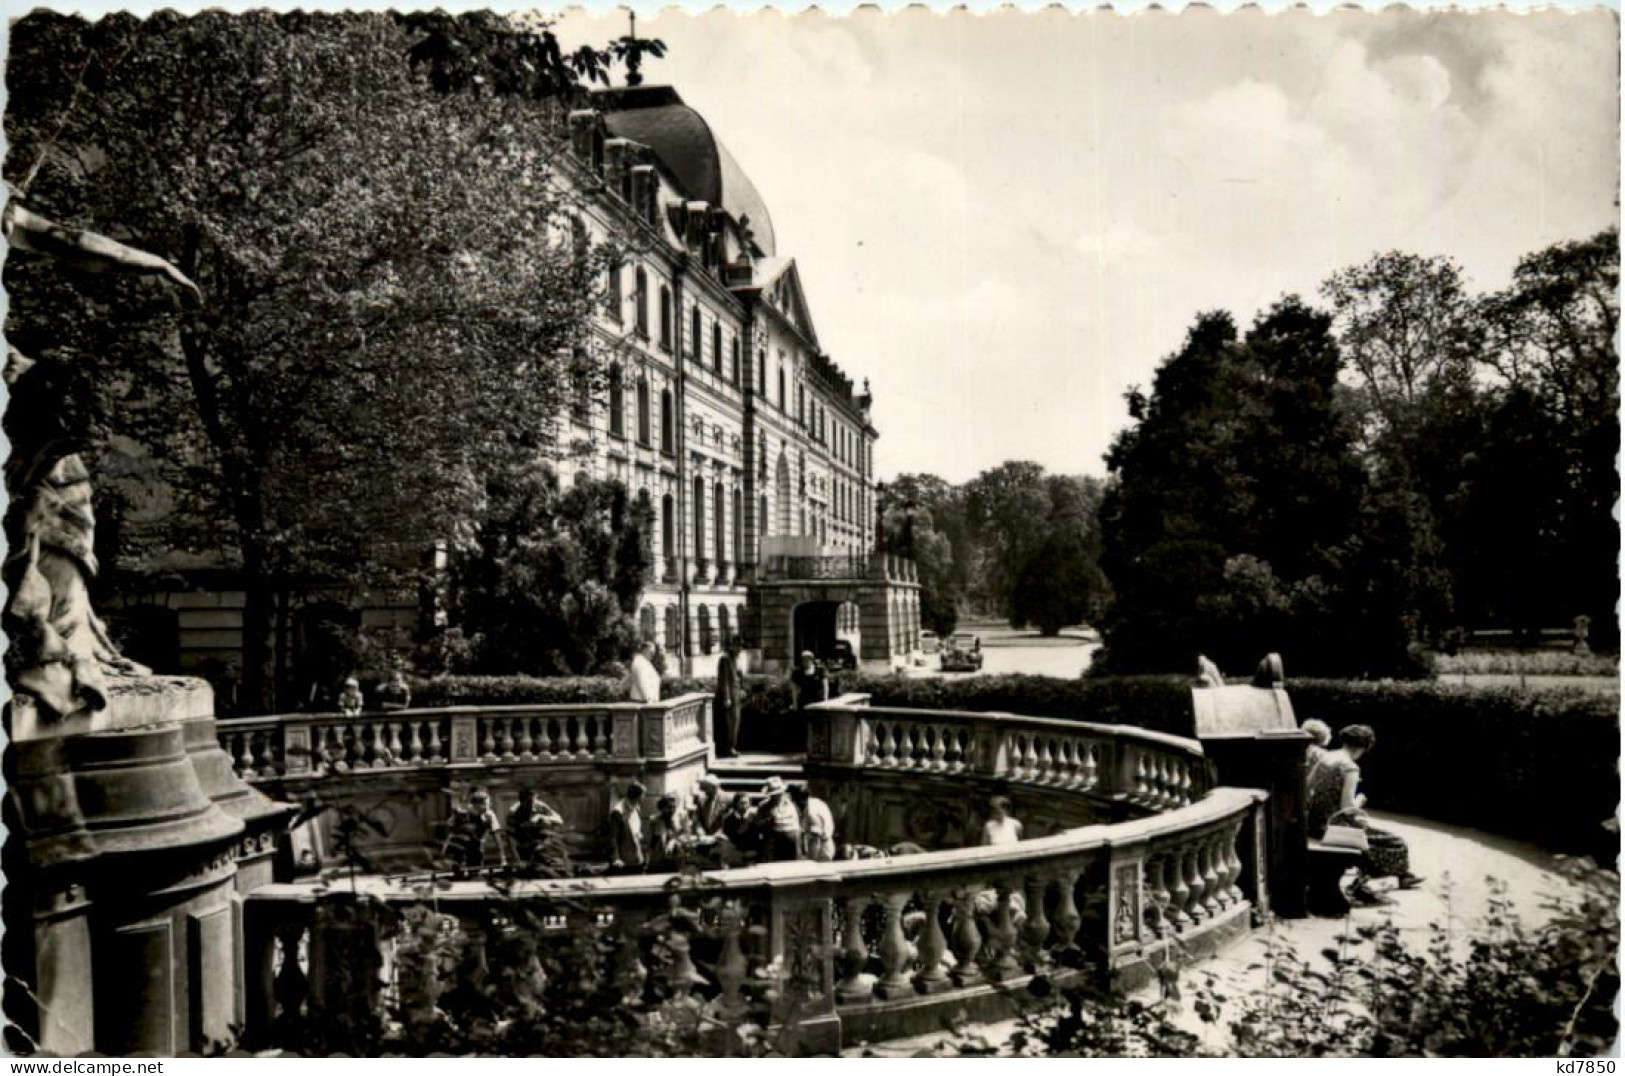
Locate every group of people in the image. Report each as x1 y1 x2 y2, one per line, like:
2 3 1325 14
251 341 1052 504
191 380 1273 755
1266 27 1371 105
441 785 568 876
1301 719 1424 905
607 775 837 874
327 668 413 716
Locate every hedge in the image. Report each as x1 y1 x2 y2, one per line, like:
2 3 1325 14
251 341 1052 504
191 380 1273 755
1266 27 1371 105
405 671 1617 858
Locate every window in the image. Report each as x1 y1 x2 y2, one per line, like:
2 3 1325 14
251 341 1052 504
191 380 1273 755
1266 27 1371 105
659 286 673 350
690 306 702 362
778 368 786 410
639 605 657 642
732 338 742 386
698 605 714 655
693 476 706 563
664 605 683 652
713 323 723 375
570 349 590 423
733 487 743 564
660 390 674 455
797 384 805 426
608 366 625 438
758 349 767 395
636 376 651 446
661 494 674 561
606 263 622 323
759 494 769 541
634 268 649 337
718 606 732 651
714 480 726 566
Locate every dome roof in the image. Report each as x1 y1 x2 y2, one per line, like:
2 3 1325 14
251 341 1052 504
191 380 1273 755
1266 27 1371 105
595 86 776 256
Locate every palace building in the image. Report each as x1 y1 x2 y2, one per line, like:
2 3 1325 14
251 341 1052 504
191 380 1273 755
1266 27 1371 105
107 84 921 692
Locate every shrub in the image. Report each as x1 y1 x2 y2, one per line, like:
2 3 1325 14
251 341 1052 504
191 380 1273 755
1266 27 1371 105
1433 650 1619 678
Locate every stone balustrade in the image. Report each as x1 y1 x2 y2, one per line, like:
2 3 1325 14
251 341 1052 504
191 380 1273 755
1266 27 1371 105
234 698 1262 1052
218 693 713 783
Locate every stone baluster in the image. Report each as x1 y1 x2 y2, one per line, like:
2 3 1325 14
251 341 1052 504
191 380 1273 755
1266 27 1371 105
570 715 586 756
1082 743 1099 788
876 723 896 767
515 716 534 759
424 718 444 763
1143 855 1169 937
1049 868 1082 951
715 901 750 1020
400 719 420 764
478 718 495 761
1132 753 1150 801
862 721 879 764
914 893 951 994
665 933 700 1002
1162 850 1190 931
1222 820 1246 904
498 718 517 761
614 911 648 1007
874 891 915 999
378 720 399 766
1022 873 1052 949
949 890 984 986
585 714 601 755
987 884 1021 980
928 726 947 772
1181 845 1207 924
1199 836 1224 916
1035 739 1055 784
835 895 873 1003
234 731 255 778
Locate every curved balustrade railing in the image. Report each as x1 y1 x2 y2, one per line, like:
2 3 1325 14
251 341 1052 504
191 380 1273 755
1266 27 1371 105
810 698 1215 813
236 698 1266 1051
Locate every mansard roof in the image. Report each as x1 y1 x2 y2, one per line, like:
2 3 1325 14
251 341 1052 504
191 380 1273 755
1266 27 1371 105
594 85 776 257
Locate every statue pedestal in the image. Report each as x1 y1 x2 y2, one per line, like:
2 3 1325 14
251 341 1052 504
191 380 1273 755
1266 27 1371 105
6 676 290 1054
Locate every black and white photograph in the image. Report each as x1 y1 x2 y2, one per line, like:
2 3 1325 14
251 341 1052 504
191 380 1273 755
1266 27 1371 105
0 2 1618 1059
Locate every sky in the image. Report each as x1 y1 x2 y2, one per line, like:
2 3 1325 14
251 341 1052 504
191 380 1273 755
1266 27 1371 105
555 7 1619 484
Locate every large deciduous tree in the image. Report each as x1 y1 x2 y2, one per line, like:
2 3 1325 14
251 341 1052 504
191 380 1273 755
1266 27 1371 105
5 12 642 708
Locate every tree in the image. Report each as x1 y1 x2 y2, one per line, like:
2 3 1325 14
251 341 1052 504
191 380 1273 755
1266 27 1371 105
5 12 650 708
1099 299 1439 677
880 474 962 636
1010 475 1109 636
962 461 1052 620
447 467 652 676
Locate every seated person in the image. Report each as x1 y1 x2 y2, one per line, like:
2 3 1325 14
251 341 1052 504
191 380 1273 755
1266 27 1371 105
719 792 759 865
975 797 1027 923
646 792 692 872
336 677 365 717
443 788 503 872
756 777 802 863
1305 724 1423 903
690 775 729 836
507 786 566 875
1301 718 1332 775
789 783 836 863
376 668 412 711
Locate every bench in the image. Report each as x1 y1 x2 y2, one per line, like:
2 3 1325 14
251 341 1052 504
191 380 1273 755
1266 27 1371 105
1305 840 1363 916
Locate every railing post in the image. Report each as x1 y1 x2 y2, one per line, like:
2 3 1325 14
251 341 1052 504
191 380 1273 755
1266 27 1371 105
283 717 312 776
448 713 478 763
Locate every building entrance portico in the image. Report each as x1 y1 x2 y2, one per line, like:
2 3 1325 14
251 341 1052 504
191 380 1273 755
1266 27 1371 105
751 547 921 672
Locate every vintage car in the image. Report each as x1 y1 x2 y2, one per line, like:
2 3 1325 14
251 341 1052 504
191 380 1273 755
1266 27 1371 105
919 629 941 654
939 632 984 672
826 639 859 671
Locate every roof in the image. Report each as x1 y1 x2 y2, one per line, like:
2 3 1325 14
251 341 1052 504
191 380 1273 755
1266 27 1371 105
594 86 776 256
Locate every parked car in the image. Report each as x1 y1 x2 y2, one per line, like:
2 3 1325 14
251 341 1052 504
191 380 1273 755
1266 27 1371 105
939 632 984 672
919 630 941 654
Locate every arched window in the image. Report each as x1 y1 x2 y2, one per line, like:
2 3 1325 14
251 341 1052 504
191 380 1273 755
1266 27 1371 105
690 306 702 361
639 605 657 643
664 605 683 653
759 494 769 544
606 262 623 323
718 606 732 651
659 286 673 350
731 338 741 385
661 494 675 565
712 323 723 375
608 366 625 438
636 376 651 446
660 390 674 455
693 475 707 565
634 267 649 337
698 605 714 655
714 480 727 567
733 487 744 564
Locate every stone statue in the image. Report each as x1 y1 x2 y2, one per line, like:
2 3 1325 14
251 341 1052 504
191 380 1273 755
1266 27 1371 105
3 199 199 722
1194 653 1224 688
1252 652 1286 688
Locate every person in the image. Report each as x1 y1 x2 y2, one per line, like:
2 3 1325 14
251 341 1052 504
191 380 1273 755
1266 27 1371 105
691 774 729 836
791 651 828 713
1300 719 1332 775
507 786 565 874
336 677 365 717
377 668 412 711
443 787 503 872
975 796 1027 922
720 792 758 863
1305 724 1423 902
609 781 647 874
626 641 661 704
981 796 1024 847
646 792 691 872
757 776 802 862
715 637 744 757
789 783 836 862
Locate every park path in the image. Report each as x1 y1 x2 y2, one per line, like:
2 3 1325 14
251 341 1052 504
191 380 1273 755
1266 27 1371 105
850 812 1586 1056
